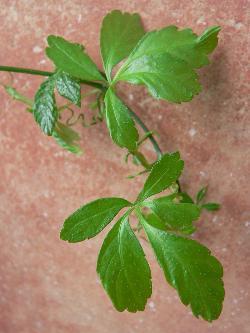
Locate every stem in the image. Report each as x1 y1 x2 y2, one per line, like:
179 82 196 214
58 89 100 112
0 65 104 90
127 106 162 159
0 65 52 77
126 104 182 192
132 151 151 169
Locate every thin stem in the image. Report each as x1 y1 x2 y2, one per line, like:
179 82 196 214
3 85 33 107
126 104 182 192
127 106 162 159
0 65 104 90
0 65 53 77
132 151 151 170
58 89 100 112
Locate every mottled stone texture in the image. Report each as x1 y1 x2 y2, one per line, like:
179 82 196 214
0 1 249 332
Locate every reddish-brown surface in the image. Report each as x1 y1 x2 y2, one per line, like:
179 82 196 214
0 1 249 332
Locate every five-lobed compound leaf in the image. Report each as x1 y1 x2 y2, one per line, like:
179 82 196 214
100 10 145 80
137 152 184 201
52 121 83 155
104 88 139 151
46 35 105 82
55 71 81 106
97 215 152 312
140 214 225 322
143 195 200 234
114 25 220 103
33 77 57 135
60 197 131 242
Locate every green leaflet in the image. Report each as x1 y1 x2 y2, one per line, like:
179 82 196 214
52 122 82 155
33 70 82 135
97 216 152 312
196 186 208 204
100 10 145 80
142 212 166 231
116 52 201 103
114 25 220 103
195 186 220 211
140 214 225 321
33 77 57 135
121 25 220 68
55 71 81 106
137 152 184 201
143 195 200 234
104 88 139 151
46 35 104 82
60 197 131 242
179 192 194 204
4 85 33 106
196 26 221 55
202 203 220 211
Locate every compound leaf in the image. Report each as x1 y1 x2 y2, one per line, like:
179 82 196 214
100 10 145 79
61 197 131 242
97 215 152 312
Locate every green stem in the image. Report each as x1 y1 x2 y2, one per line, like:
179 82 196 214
126 105 182 192
127 106 162 159
0 65 104 90
58 89 100 112
132 151 151 170
102 88 180 194
0 65 53 77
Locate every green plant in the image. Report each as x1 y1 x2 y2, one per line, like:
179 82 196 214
0 10 224 321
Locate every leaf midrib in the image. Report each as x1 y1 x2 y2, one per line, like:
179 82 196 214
156 231 212 320
139 163 176 200
67 203 127 238
118 220 142 308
